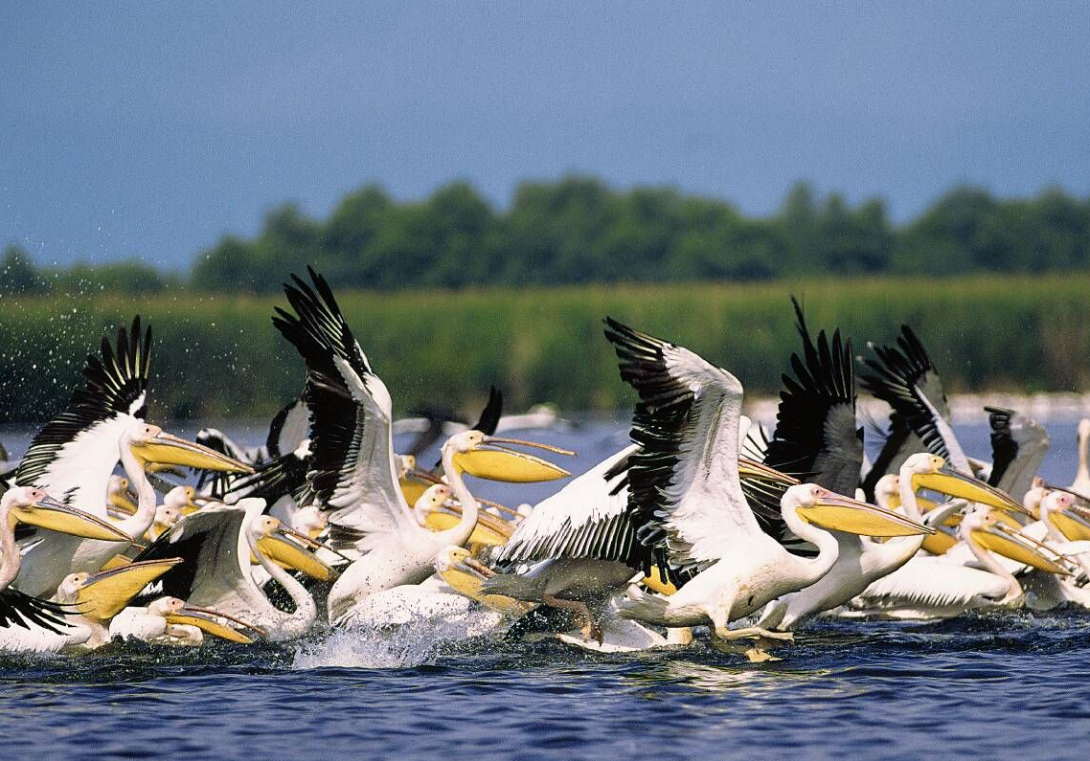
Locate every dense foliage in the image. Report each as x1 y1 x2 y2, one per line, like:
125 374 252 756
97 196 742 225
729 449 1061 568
3 179 1089 294
2 275 1089 423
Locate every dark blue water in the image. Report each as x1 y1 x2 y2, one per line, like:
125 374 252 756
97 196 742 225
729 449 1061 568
2 418 1088 760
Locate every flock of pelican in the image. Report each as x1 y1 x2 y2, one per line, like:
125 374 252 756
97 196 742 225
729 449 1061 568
2 269 1090 662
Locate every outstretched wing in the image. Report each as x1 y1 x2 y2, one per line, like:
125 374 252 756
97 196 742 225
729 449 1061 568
859 324 969 471
15 316 151 514
604 318 761 579
764 297 863 497
273 267 415 539
497 445 653 570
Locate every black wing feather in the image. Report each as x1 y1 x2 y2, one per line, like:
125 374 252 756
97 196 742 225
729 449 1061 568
15 316 151 491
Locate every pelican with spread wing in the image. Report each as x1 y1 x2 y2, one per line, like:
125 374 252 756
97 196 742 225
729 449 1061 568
601 318 931 651
272 268 571 627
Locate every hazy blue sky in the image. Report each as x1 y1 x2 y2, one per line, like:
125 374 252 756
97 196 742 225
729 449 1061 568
3 2 1088 269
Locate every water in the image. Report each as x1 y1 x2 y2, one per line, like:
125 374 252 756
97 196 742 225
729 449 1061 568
2 418 1089 760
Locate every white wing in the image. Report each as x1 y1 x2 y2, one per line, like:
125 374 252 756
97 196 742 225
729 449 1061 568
605 319 762 574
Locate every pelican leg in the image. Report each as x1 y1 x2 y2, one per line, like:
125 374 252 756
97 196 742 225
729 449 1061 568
713 625 794 643
543 593 602 643
666 627 693 646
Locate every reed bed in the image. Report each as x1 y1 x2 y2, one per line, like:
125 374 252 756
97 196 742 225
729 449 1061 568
1 274 1088 423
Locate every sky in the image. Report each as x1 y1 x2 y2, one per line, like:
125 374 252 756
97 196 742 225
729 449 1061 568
2 1 1088 270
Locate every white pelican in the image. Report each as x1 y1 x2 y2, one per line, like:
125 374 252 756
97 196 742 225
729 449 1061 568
601 318 930 649
0 486 132 652
850 506 1071 619
271 268 570 625
15 422 253 598
132 499 337 640
760 453 1024 630
859 325 1048 504
109 597 259 646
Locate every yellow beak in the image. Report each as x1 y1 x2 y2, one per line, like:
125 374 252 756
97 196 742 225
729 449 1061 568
1048 508 1090 542
11 496 132 542
76 558 183 621
452 437 573 483
921 526 960 556
132 432 255 473
972 523 1075 575
423 504 514 547
440 555 535 615
797 493 936 537
914 468 1026 515
256 529 339 581
164 606 264 644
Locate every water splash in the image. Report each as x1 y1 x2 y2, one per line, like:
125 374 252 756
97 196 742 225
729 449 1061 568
291 616 501 670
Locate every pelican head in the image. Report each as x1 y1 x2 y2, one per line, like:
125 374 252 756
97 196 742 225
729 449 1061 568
413 483 453 522
108 475 138 515
1023 477 1048 518
3 486 131 541
445 430 574 482
125 423 254 474
251 515 339 581
965 507 1075 575
149 505 182 540
163 485 200 514
56 572 92 604
904 453 1027 516
788 483 934 537
874 474 901 510
290 505 329 540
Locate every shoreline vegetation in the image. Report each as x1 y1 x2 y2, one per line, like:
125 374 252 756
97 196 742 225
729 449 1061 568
2 274 1090 424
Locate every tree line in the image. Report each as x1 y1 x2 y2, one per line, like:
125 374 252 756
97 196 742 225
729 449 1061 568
3 178 1089 294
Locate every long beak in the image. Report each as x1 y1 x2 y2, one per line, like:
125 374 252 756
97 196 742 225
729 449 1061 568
796 493 936 537
11 496 132 542
424 505 513 546
1047 508 1090 542
914 468 1028 515
973 523 1075 576
452 437 574 483
165 606 264 643
76 558 183 620
739 458 800 486
133 432 255 474
256 530 340 581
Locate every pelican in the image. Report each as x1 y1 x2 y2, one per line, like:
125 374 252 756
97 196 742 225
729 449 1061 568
762 453 1025 630
132 499 337 640
1 486 132 652
15 422 253 598
850 505 1071 619
270 267 570 626
109 597 259 646
600 318 930 651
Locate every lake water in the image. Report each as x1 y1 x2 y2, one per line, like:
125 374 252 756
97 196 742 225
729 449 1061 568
2 417 1089 760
